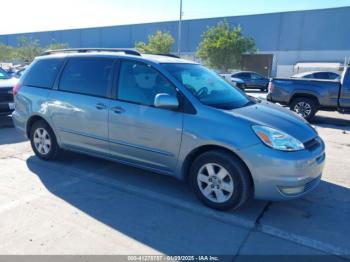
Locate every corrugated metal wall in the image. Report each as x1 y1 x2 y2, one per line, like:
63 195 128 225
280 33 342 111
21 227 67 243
1 7 349 53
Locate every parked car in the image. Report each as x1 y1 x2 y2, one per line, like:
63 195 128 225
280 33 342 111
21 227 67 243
219 73 231 81
220 73 246 90
231 71 269 91
13 48 325 210
268 67 350 120
12 67 28 78
292 71 340 81
230 77 246 91
0 67 17 116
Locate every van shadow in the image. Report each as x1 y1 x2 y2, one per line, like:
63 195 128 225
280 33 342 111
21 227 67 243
0 116 27 145
25 151 350 255
262 179 350 256
0 115 14 128
25 152 255 255
311 114 350 131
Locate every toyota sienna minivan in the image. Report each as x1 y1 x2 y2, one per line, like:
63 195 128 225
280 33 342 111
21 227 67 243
12 49 326 210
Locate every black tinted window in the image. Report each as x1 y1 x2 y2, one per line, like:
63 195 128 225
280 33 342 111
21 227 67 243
22 59 63 88
118 61 176 106
303 74 314 79
328 72 340 80
313 72 329 79
235 73 250 78
59 58 113 97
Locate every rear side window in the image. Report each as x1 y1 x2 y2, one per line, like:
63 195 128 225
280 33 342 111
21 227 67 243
22 59 63 89
303 74 314 79
235 73 250 78
59 58 114 97
313 72 329 79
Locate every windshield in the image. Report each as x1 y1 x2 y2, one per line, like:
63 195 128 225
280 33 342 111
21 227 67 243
163 64 252 109
0 68 10 80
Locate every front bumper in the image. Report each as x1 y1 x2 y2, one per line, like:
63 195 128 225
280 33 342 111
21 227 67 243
239 137 326 200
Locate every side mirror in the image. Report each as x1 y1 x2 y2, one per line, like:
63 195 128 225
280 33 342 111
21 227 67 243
154 93 179 110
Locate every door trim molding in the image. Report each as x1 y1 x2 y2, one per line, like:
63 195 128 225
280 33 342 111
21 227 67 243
109 138 175 157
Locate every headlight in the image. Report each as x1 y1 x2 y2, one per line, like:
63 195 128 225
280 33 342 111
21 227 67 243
252 125 305 151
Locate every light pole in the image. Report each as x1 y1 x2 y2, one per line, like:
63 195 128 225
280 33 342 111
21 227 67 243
178 0 183 57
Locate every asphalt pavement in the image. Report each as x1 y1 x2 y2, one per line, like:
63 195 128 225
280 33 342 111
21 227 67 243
0 96 349 260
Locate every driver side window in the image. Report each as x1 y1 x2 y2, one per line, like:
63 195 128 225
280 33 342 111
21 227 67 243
117 61 177 106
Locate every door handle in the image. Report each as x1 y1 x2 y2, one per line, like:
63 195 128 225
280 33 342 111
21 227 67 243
96 103 107 110
111 106 125 114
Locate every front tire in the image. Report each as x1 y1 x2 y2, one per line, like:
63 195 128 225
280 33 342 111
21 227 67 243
290 97 318 121
30 120 60 161
190 150 252 211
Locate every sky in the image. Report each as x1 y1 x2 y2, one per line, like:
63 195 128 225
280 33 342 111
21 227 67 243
1 0 350 35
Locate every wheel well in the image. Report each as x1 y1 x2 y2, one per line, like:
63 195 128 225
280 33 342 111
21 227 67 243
26 115 48 137
182 145 254 188
290 94 320 106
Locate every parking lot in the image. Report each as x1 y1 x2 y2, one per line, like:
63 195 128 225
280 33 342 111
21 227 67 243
0 91 349 260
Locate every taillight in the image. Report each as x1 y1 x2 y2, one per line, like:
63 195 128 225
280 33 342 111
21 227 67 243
13 82 21 97
268 81 274 93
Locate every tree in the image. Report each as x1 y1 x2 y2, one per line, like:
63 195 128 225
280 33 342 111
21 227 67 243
45 42 69 51
0 43 15 62
135 30 174 54
197 20 256 72
14 37 43 63
0 38 68 63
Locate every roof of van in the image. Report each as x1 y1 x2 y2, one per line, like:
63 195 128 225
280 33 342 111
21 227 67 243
38 49 197 64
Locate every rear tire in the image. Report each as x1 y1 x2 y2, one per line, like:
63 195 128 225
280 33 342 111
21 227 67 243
290 97 318 121
30 120 60 161
189 150 252 211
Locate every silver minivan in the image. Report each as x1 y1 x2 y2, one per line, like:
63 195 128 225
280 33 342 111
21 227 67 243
13 49 325 210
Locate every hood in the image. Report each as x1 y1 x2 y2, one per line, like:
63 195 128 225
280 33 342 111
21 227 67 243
0 78 18 88
226 101 317 143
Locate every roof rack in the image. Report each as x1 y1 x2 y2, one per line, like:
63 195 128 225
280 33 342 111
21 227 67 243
40 48 141 56
156 53 180 58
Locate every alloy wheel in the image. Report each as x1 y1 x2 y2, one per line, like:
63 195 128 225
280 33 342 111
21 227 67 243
294 102 312 118
197 163 235 203
33 128 51 155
